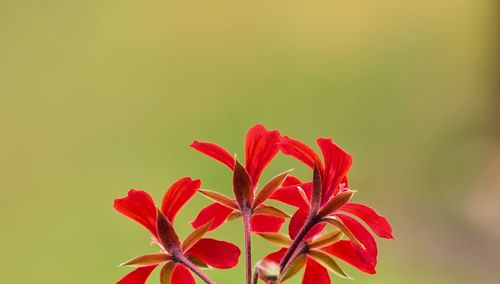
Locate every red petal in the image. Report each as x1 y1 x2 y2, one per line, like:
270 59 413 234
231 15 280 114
114 190 158 237
190 140 235 170
116 265 157 284
263 248 287 263
302 258 330 284
161 177 200 223
289 209 325 240
270 182 312 209
191 203 233 231
341 203 394 239
279 136 322 169
251 214 284 233
321 214 377 274
317 138 352 200
170 264 195 284
245 124 281 184
187 238 241 269
282 175 302 186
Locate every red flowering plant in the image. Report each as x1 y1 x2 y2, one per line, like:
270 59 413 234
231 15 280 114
113 124 393 284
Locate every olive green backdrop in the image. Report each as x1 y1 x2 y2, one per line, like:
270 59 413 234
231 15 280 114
1 0 498 283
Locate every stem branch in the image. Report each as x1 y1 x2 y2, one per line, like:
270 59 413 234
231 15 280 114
279 213 317 273
176 253 215 284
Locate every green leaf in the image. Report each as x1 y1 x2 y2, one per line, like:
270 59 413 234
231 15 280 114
181 221 212 251
160 261 175 284
308 250 350 279
321 216 364 249
280 253 307 281
120 253 171 267
257 232 292 247
253 205 290 218
307 229 343 250
317 190 355 218
199 189 239 210
253 169 292 208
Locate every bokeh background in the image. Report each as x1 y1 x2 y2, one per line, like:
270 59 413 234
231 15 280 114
1 0 498 283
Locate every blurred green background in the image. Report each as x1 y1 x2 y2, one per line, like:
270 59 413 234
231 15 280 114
1 0 498 283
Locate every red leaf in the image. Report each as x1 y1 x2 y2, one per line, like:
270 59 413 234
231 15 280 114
233 159 253 209
341 203 394 239
245 124 281 184
190 140 235 170
116 265 157 284
186 238 241 269
161 177 200 223
114 190 158 237
191 202 233 231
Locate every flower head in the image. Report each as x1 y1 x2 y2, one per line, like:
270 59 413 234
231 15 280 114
190 124 290 233
114 177 240 284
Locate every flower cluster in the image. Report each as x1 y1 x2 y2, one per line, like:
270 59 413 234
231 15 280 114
114 124 393 284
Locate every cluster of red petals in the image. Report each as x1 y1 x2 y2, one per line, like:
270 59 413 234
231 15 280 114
114 177 240 284
190 124 285 232
264 137 393 283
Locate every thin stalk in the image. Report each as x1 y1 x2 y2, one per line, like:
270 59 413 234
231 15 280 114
252 267 259 284
176 253 215 284
279 213 317 273
242 209 253 284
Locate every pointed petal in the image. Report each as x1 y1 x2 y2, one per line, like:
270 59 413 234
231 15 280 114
114 190 158 237
253 169 292 208
120 253 171 267
156 209 181 254
281 253 307 282
301 258 330 284
320 215 364 248
190 140 235 170
321 214 378 274
170 264 195 284
199 189 239 210
160 262 175 284
311 163 322 213
308 250 350 279
257 232 292 247
116 265 157 284
187 238 241 269
317 138 352 199
253 205 290 218
307 228 343 250
341 203 394 239
317 190 355 218
270 182 312 209
288 209 325 240
191 202 233 231
279 136 322 169
233 159 254 208
251 214 285 233
161 177 200 223
245 124 281 184
182 221 212 252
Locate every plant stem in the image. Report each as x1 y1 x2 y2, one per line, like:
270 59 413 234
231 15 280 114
243 209 253 284
252 266 259 284
176 253 215 284
279 213 317 273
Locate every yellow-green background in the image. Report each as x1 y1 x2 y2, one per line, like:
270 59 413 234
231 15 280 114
1 0 498 283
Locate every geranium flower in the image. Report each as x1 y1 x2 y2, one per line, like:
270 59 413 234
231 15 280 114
257 212 376 284
269 136 393 274
114 177 240 284
190 124 290 233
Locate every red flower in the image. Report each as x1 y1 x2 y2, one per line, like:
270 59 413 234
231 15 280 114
190 124 289 233
114 177 240 284
269 137 393 275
